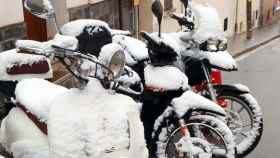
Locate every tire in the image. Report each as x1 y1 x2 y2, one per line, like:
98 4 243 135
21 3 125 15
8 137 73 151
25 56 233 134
152 113 236 158
0 93 7 120
217 92 263 158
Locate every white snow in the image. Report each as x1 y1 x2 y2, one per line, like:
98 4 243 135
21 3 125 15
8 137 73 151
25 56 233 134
181 49 238 70
113 35 149 66
144 65 189 91
15 79 68 123
191 4 224 42
48 78 146 158
171 91 226 117
235 93 263 154
60 19 111 37
0 49 53 81
111 29 131 36
0 108 49 158
16 34 78 56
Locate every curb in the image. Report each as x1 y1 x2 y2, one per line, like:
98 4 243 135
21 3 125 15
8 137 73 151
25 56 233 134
232 35 280 58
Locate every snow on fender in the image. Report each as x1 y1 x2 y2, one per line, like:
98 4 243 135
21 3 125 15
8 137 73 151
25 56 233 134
171 91 226 117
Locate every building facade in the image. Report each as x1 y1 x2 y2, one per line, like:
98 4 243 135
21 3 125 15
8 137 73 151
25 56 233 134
0 0 26 51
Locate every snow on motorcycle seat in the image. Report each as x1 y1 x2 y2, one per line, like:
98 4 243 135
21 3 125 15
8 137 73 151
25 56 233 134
0 49 52 81
15 78 68 133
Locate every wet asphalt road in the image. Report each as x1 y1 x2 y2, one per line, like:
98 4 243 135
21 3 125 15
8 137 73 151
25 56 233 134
224 38 280 158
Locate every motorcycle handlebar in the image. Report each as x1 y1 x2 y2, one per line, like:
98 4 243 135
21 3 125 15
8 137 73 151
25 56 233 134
170 13 194 30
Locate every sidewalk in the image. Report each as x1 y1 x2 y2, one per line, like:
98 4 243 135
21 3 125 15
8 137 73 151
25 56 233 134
228 22 280 57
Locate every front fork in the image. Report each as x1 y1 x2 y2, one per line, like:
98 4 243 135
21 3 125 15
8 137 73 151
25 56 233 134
201 62 217 102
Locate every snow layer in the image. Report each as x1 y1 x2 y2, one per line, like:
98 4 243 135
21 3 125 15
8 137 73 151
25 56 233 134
0 108 49 158
60 19 111 37
171 91 226 117
0 49 53 81
15 79 68 122
181 49 238 70
191 4 224 42
144 65 189 91
113 35 149 66
16 34 78 56
48 79 146 158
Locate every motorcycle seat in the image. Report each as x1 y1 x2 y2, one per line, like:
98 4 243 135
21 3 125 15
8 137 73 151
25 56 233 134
15 78 68 123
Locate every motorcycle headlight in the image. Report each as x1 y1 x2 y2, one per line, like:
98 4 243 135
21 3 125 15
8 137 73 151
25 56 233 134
109 50 126 79
206 38 219 52
218 39 228 51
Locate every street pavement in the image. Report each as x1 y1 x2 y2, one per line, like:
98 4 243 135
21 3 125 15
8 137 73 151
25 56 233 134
224 38 280 158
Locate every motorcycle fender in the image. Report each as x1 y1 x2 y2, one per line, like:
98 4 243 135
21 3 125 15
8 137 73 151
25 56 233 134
171 91 226 117
214 84 250 95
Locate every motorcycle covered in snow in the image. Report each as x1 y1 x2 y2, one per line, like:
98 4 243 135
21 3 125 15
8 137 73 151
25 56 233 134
168 0 263 157
129 1 236 157
0 1 148 158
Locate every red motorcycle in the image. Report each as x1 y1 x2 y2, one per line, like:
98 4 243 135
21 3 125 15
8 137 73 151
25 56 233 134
171 1 263 157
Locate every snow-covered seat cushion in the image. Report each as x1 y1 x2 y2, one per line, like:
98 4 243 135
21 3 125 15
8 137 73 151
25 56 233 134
15 78 68 123
0 49 52 81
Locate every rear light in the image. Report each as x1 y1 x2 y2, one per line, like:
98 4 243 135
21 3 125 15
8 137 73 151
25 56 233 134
211 69 222 85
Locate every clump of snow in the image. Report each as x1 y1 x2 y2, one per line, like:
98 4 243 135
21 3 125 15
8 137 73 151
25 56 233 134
144 65 189 91
175 137 212 158
48 78 146 158
113 35 149 66
149 33 182 56
171 91 226 117
16 34 78 56
191 4 224 42
11 140 49 158
0 107 49 157
15 79 68 123
0 49 53 81
181 49 238 70
60 19 111 37
111 29 131 36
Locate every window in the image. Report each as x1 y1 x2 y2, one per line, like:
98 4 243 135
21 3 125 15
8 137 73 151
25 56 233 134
224 18 228 31
164 0 173 11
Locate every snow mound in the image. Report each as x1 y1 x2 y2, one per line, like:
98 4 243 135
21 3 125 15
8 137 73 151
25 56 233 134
113 35 149 66
192 4 224 42
61 19 111 37
15 79 68 122
171 91 226 117
144 65 189 91
48 79 145 158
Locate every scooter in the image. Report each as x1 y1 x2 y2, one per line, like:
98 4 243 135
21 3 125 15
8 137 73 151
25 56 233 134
168 1 263 157
45 0 236 157
0 37 148 158
0 1 148 158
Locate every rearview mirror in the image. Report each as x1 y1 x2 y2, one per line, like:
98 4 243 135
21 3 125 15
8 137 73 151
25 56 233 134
24 0 55 19
180 0 189 9
151 0 163 37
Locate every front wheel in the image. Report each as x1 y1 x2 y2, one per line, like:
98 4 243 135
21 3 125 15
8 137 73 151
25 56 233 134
152 114 236 158
217 92 263 157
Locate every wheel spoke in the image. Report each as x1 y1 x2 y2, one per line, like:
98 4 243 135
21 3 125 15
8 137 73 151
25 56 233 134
238 107 245 113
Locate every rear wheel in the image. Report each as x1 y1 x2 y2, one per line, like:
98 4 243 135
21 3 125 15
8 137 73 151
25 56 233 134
217 93 263 157
153 114 236 158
